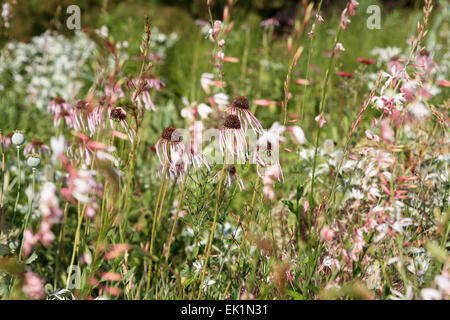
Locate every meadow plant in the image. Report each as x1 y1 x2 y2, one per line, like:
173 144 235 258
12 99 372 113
0 0 448 301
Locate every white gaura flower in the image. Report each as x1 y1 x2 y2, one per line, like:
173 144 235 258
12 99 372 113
213 93 229 109
257 122 286 148
50 135 66 165
288 126 306 145
181 97 212 120
370 46 402 66
389 286 413 300
197 103 213 119
95 25 109 38
200 73 215 94
435 275 450 295
202 276 216 292
193 260 204 274
409 101 430 121
323 139 335 155
421 288 442 300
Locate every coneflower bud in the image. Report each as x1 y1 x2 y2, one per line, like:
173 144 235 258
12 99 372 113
224 115 241 129
12 131 25 146
232 96 249 110
110 107 127 121
161 126 182 142
227 165 236 176
76 100 87 109
54 96 66 104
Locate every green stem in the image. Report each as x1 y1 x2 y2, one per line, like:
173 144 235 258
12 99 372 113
145 161 169 299
18 168 36 261
165 173 188 264
197 159 227 299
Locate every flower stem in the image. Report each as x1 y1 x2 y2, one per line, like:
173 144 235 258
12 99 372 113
18 168 36 261
197 159 227 299
145 161 169 299
222 176 259 299
165 173 188 264
12 146 21 225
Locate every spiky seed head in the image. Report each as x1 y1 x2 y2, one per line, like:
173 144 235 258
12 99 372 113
224 115 241 129
232 96 249 110
110 108 127 121
54 96 66 104
161 126 182 142
227 165 236 176
76 100 87 109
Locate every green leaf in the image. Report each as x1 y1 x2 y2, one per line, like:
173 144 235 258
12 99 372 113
281 200 296 214
286 289 304 300
25 251 38 264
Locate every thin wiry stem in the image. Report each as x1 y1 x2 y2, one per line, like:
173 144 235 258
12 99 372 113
165 173 188 264
197 157 227 299
145 161 169 299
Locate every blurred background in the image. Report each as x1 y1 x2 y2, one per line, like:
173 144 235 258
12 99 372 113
8 0 429 41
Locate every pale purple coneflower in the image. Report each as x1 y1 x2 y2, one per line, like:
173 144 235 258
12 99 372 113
214 165 245 191
48 97 73 128
72 100 92 134
109 106 136 143
24 139 50 156
155 127 186 171
229 96 263 134
219 114 248 161
188 121 210 171
47 96 70 115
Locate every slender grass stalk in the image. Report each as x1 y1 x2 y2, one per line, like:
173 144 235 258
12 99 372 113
283 46 303 125
18 167 36 261
12 146 21 224
0 129 5 207
65 202 85 290
165 173 188 264
222 176 260 299
54 202 69 290
309 26 342 207
197 159 227 299
299 0 323 119
145 161 169 299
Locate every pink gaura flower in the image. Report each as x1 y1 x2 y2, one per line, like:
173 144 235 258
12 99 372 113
315 114 327 128
320 226 335 242
340 8 351 30
338 71 355 78
380 118 395 144
348 0 359 16
22 271 46 300
334 42 345 55
357 57 375 65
